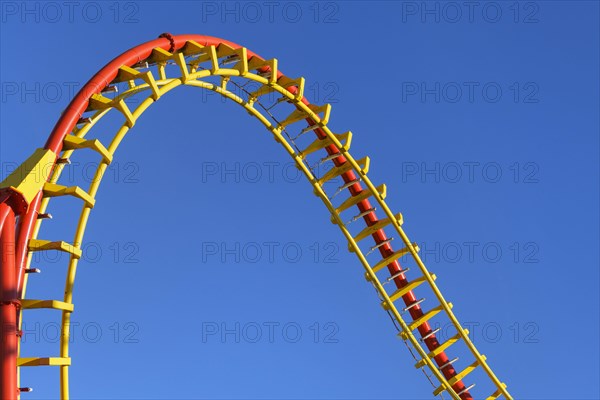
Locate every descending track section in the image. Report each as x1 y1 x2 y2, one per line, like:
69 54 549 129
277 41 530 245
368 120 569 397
0 34 511 400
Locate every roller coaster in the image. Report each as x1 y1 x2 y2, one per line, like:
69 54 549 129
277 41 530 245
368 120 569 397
0 34 512 399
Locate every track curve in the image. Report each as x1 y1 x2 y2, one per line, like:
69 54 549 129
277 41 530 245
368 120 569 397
0 34 511 400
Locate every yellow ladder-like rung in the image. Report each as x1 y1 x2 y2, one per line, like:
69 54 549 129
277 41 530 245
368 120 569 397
28 239 82 259
248 57 278 84
486 383 508 400
249 75 301 100
280 103 331 128
181 40 206 56
277 76 305 100
353 212 402 244
383 275 434 309
18 357 71 367
302 132 352 159
62 135 112 164
187 45 219 73
319 157 370 186
410 304 448 331
43 182 95 208
21 299 74 312
147 47 173 63
415 330 467 368
335 184 386 214
87 94 135 127
114 66 161 100
372 243 419 273
215 44 248 75
433 356 486 396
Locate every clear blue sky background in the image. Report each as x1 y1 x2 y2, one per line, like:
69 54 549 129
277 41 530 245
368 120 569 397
1 1 598 399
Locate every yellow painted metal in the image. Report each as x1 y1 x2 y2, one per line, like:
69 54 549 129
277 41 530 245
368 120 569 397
148 47 173 63
18 358 71 367
280 103 331 128
28 239 82 259
62 135 112 164
486 383 508 400
319 156 370 186
371 243 419 273
181 40 206 56
400 304 449 339
43 182 95 207
0 148 56 204
21 299 74 312
301 131 352 159
415 330 468 368
334 184 386 214
353 212 402 243
383 275 434 308
16 42 512 400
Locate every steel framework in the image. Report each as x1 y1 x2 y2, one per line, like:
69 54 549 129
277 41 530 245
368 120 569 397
0 34 511 400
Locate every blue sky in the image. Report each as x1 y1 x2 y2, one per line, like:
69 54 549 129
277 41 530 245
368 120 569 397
1 1 598 399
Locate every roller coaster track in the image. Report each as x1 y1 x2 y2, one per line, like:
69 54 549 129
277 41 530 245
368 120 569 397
0 34 512 400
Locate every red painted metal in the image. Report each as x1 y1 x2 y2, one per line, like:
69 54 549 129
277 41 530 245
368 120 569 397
3 34 472 399
0 203 18 400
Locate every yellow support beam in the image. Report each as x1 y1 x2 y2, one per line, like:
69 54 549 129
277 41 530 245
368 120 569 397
280 103 331 128
335 184 386 214
62 135 112 164
301 131 352 159
28 239 82 259
399 304 449 339
0 148 56 204
21 299 74 312
382 275 434 309
415 330 467 368
486 383 508 400
434 356 486 396
353 212 402 243
43 182 95 208
248 56 278 84
319 157 370 186
18 357 71 367
372 243 420 273
181 40 206 56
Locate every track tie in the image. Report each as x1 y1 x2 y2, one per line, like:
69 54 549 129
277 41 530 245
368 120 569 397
335 184 386 214
398 304 450 339
371 243 419 273
279 103 331 129
486 383 509 400
433 356 485 395
383 275 433 308
21 299 74 312
301 131 352 159
351 211 402 245
87 94 135 127
415 330 467 368
17 357 71 367
43 182 95 208
62 135 112 164
180 40 206 56
248 56 278 84
114 65 161 100
319 156 370 186
215 45 248 75
28 239 82 259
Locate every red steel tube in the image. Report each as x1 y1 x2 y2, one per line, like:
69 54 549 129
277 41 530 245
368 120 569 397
7 34 471 398
0 203 18 400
